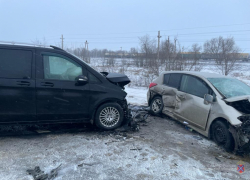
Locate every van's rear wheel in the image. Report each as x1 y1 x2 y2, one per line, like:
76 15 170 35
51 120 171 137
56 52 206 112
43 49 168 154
212 121 234 151
95 103 124 130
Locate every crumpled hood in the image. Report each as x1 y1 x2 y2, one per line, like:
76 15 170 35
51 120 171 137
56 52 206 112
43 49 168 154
101 72 131 87
224 95 250 114
224 95 250 103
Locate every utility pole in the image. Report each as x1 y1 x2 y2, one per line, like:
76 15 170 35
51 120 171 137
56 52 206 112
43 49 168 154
60 34 64 49
120 47 122 58
157 31 161 60
174 38 177 53
85 40 89 63
85 40 88 50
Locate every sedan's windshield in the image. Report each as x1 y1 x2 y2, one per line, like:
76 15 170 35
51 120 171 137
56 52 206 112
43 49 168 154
208 78 250 98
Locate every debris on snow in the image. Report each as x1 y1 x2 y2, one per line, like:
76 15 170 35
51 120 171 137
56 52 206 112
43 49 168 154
27 164 61 180
27 166 48 180
192 135 203 140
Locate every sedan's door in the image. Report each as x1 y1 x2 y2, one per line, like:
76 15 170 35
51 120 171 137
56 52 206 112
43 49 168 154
0 48 36 122
35 51 90 122
174 74 212 130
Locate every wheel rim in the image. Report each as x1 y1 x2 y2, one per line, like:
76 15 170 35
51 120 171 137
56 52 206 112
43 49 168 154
214 126 227 144
99 107 120 127
152 99 162 112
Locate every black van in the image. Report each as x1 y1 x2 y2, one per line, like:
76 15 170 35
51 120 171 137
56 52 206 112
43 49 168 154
0 43 130 130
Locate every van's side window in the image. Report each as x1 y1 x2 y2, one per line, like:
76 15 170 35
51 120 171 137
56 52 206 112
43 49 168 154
0 49 32 79
168 74 182 89
43 55 83 81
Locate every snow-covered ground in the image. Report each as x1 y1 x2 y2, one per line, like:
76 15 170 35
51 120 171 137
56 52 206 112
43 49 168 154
125 87 148 106
0 114 248 179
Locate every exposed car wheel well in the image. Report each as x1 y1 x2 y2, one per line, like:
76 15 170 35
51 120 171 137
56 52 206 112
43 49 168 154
209 118 230 139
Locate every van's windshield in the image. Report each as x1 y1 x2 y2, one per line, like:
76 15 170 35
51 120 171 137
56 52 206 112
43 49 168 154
208 78 250 98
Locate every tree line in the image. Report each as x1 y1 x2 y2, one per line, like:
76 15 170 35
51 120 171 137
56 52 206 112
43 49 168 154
66 35 241 76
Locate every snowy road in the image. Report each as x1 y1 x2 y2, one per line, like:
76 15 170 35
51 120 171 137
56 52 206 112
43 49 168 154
0 114 249 179
0 87 249 179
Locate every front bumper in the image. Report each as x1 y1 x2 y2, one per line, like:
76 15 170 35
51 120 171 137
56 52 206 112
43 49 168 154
230 115 250 151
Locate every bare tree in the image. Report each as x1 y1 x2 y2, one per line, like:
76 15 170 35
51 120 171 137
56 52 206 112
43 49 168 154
139 35 160 75
187 43 202 71
107 57 116 67
204 36 240 75
31 37 47 47
160 38 179 71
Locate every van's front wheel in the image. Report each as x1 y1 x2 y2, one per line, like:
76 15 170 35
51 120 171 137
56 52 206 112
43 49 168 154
95 103 124 130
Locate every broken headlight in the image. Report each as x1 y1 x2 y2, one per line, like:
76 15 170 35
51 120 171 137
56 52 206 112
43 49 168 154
238 116 250 135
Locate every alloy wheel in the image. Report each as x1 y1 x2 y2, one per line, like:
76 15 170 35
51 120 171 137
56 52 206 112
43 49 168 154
99 107 120 127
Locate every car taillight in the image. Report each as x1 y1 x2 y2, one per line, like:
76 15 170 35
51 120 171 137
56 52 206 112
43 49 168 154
149 83 157 88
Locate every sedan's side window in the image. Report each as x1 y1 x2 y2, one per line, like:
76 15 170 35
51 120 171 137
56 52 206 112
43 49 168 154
163 74 170 85
168 73 182 89
180 75 209 98
43 55 83 81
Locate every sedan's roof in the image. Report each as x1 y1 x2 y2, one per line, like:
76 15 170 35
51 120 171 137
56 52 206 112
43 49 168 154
161 71 228 79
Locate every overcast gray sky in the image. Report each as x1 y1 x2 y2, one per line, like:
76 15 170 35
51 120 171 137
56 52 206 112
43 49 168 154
0 0 249 52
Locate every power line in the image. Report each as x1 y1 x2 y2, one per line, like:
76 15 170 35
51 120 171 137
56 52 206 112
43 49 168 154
61 39 250 44
46 22 250 37
47 29 250 41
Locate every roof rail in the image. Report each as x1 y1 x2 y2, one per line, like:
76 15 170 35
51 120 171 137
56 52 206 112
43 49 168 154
0 41 51 48
50 45 65 51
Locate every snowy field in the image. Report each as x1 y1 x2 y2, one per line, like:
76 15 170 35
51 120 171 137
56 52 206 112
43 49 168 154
89 58 250 87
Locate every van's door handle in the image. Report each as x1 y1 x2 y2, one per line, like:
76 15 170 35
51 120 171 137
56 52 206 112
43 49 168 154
17 81 30 86
41 82 54 87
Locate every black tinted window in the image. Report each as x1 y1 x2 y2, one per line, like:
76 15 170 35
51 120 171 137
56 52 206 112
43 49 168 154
0 49 32 79
180 75 209 98
88 72 101 83
163 74 170 85
168 74 182 89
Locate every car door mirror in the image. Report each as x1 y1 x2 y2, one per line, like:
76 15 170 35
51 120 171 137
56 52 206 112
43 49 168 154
75 75 88 85
204 94 213 104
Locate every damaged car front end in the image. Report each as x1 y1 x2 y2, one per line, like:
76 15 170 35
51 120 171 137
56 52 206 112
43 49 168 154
147 71 250 152
225 96 250 151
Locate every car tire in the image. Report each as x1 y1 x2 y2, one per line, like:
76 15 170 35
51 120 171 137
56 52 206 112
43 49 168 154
95 102 124 130
150 96 163 116
212 121 235 151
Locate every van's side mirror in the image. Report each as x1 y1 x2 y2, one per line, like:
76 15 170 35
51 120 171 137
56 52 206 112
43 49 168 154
75 75 88 85
204 94 213 105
